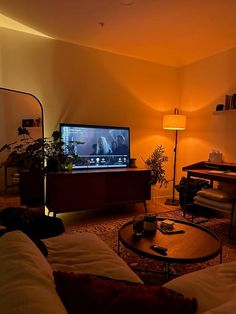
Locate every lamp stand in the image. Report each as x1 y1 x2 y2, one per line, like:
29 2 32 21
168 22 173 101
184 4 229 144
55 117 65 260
165 130 179 206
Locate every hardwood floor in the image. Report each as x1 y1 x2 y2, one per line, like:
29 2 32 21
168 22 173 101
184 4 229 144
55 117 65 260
0 193 180 229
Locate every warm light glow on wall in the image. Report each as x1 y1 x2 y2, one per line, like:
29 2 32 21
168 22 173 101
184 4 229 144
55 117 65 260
163 111 186 130
0 13 51 38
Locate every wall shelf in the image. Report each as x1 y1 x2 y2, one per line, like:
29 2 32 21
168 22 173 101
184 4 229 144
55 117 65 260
213 109 236 115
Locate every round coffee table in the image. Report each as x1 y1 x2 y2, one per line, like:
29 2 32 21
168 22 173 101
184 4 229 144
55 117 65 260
118 217 222 280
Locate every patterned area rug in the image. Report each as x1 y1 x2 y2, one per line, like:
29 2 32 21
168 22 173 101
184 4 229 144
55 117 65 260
65 209 236 285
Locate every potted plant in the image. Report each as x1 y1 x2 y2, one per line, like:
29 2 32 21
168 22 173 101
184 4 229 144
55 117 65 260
0 128 85 207
143 145 168 187
44 130 65 172
0 127 44 171
0 128 85 173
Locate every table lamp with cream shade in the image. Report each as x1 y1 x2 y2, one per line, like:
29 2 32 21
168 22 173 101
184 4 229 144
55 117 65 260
163 108 186 206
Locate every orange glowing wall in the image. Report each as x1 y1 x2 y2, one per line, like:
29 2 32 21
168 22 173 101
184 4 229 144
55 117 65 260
1 27 236 196
178 47 236 178
0 28 179 196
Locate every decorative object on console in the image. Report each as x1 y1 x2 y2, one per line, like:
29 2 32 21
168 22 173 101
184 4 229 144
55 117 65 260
208 150 223 163
45 130 73 172
163 108 186 206
129 157 137 168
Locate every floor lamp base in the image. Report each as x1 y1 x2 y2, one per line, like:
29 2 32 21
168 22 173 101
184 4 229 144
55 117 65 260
165 198 179 206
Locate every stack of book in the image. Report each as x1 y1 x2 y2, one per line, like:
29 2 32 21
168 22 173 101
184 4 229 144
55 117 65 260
225 94 236 110
160 219 175 230
157 219 185 234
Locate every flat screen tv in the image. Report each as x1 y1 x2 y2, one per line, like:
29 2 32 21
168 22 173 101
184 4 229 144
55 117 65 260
60 123 130 169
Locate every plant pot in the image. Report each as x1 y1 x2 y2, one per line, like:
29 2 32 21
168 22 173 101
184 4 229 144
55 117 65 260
47 158 60 172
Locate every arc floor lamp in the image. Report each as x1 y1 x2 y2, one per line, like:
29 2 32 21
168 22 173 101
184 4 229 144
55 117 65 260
163 108 186 206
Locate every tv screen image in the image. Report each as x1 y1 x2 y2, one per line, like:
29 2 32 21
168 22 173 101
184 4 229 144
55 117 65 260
60 123 130 169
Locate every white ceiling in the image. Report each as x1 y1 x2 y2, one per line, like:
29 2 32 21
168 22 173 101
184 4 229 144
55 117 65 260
1 0 236 67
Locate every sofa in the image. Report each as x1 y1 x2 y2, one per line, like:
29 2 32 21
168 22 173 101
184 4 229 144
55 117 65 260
0 230 235 314
163 261 236 314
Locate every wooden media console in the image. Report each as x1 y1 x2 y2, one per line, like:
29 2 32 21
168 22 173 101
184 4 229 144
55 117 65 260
46 168 151 216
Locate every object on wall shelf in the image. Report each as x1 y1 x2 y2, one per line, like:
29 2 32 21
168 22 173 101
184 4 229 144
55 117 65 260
22 118 41 128
225 94 236 110
214 93 236 113
215 104 224 111
163 108 186 206
213 108 236 114
215 94 236 113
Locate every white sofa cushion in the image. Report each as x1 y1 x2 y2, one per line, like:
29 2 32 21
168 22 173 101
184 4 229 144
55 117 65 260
0 230 67 314
43 232 142 283
163 261 236 314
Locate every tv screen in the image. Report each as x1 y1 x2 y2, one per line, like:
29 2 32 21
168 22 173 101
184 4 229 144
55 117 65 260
60 123 130 169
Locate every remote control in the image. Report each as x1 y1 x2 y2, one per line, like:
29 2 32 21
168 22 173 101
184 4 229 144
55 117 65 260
150 245 168 255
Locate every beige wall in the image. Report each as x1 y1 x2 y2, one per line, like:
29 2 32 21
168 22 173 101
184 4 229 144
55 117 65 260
0 27 180 196
2 27 235 197
179 48 236 180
